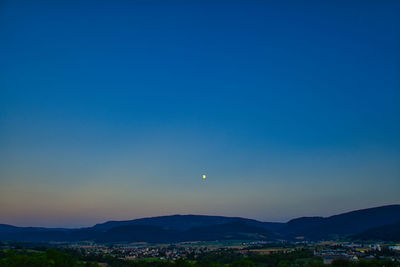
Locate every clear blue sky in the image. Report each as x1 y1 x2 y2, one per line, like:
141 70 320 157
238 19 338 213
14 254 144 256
1 0 399 227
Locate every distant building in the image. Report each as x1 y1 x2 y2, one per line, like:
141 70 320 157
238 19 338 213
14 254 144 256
389 246 400 251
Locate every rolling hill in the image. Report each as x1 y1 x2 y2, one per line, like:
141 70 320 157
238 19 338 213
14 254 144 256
352 221 400 241
1 205 399 242
91 214 284 231
278 204 400 239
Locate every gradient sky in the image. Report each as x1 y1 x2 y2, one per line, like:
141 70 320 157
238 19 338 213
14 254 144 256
1 0 400 228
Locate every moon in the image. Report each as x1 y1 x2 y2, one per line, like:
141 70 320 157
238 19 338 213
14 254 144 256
202 174 206 179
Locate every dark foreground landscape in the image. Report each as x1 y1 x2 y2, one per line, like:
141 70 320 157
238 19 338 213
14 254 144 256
1 247 400 267
1 205 400 266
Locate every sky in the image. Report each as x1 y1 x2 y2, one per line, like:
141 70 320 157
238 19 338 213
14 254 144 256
1 0 400 228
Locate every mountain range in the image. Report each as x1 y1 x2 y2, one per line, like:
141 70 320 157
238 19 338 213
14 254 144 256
1 205 399 243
